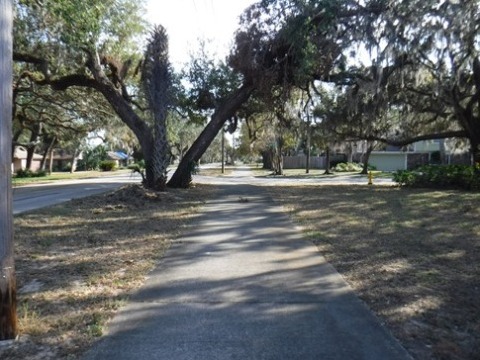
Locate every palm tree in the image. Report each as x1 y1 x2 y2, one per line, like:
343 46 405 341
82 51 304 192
142 25 171 190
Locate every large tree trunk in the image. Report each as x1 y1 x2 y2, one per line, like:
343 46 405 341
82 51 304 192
306 125 311 174
261 150 273 170
324 146 333 175
70 147 79 173
168 82 255 188
48 146 55 174
361 142 375 174
18 51 158 185
272 135 284 175
83 53 156 187
40 136 56 171
43 63 157 184
25 123 41 170
25 145 34 170
471 140 480 175
0 0 18 340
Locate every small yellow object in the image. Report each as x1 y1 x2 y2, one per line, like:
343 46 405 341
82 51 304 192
368 171 373 185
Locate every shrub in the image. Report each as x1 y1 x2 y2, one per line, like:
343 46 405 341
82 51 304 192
393 165 480 190
334 162 363 172
99 160 117 171
77 145 109 171
128 161 145 173
15 169 47 178
15 169 34 178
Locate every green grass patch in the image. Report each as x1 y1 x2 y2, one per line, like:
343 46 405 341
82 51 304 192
12 170 131 186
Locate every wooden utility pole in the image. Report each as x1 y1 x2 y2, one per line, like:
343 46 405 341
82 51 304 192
0 0 18 340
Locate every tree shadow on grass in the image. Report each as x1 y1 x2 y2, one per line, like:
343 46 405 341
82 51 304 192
268 185 480 359
82 184 409 360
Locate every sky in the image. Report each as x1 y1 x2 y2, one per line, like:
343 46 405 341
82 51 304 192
145 0 257 70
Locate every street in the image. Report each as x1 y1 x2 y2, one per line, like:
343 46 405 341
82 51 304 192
12 167 394 215
13 172 142 214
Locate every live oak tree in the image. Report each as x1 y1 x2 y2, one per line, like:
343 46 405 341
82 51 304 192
393 0 480 164
169 0 429 186
253 0 480 167
12 85 115 171
13 0 480 190
332 0 480 163
168 0 347 186
167 47 253 187
13 0 176 189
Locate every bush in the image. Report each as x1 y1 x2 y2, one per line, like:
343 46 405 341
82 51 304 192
128 160 145 173
334 162 363 172
15 169 47 178
99 160 117 172
393 165 480 190
77 145 109 171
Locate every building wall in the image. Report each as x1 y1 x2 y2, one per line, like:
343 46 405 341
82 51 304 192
12 158 42 172
369 152 407 171
413 140 441 152
283 155 346 169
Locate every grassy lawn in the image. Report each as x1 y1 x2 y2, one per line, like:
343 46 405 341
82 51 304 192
12 170 132 186
267 185 480 360
196 166 234 176
1 184 215 360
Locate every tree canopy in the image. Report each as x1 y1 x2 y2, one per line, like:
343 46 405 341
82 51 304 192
11 0 480 188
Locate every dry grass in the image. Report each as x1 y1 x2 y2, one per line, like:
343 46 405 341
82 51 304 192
197 166 233 177
1 184 215 360
267 185 480 360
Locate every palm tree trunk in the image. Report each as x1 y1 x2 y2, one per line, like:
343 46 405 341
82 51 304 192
142 25 171 190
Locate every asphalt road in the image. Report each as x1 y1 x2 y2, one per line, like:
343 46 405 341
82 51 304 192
13 172 142 215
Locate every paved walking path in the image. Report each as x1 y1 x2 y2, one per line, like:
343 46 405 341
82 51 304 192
83 182 410 360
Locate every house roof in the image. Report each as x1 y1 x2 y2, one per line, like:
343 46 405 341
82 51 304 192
13 146 43 160
107 151 129 161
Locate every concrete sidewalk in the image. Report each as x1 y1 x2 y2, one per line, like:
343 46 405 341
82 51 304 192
83 184 411 360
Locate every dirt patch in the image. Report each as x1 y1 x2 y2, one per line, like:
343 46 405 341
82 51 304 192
267 185 480 360
1 184 215 360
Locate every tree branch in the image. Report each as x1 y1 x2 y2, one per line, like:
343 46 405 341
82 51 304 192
363 130 467 146
14 52 50 79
